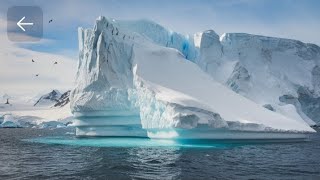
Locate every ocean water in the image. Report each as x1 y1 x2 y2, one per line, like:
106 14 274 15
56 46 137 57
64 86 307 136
0 128 319 179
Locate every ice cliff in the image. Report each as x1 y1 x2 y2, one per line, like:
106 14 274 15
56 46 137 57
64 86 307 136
70 16 316 139
197 32 320 126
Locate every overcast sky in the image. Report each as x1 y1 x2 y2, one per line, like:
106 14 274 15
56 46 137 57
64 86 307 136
1 0 320 59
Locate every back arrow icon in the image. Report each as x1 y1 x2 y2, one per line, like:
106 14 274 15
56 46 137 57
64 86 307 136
17 16 34 32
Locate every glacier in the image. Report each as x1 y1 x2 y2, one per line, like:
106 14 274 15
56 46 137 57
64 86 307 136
70 16 316 139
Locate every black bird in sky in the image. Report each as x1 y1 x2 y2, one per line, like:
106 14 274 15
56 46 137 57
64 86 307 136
54 61 58 65
32 59 35 62
35 74 39 77
49 19 53 23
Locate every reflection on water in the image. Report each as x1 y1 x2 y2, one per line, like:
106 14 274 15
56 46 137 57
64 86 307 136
0 128 320 179
25 136 237 179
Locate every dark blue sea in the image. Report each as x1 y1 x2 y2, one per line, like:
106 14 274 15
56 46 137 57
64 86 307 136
0 128 319 179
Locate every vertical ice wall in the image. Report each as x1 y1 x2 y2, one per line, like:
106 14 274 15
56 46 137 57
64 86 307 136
118 19 199 61
70 17 146 136
71 17 137 117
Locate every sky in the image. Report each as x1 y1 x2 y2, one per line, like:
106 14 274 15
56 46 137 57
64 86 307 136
0 0 320 96
1 0 320 58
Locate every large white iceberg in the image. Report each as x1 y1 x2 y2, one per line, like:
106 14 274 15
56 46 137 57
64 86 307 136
70 17 316 139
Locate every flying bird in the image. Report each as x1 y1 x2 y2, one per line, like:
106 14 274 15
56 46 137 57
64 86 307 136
35 74 39 77
32 59 35 62
54 61 58 65
49 19 53 23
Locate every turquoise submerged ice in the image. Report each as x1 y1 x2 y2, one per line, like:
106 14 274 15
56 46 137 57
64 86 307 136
70 16 316 139
25 136 236 148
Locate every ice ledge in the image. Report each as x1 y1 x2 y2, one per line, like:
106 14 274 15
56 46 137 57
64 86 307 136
147 129 311 140
133 76 315 134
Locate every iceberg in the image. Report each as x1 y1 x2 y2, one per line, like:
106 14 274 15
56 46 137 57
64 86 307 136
0 114 73 129
0 115 21 128
37 121 67 129
70 16 315 139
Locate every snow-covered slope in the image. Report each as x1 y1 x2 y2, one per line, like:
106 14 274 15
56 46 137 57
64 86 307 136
33 90 71 107
132 41 314 132
34 90 62 106
70 17 315 139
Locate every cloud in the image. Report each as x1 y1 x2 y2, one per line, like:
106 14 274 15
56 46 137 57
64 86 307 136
0 17 77 96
